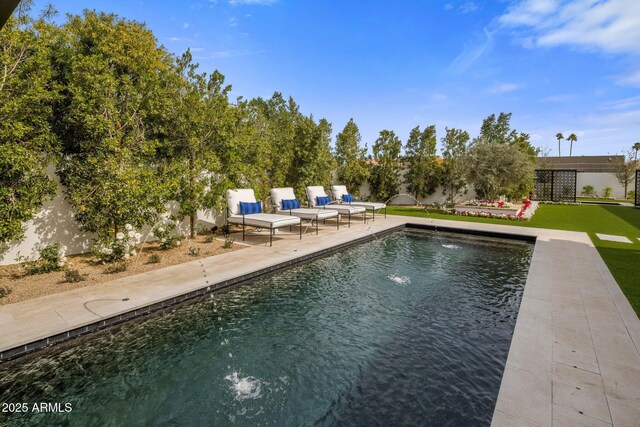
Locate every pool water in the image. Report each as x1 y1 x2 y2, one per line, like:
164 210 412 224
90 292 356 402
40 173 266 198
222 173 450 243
0 230 532 426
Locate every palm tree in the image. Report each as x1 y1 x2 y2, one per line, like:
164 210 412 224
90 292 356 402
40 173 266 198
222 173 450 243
555 132 564 157
633 142 640 161
567 133 577 156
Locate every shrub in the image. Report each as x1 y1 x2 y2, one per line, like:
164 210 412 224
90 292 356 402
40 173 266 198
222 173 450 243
25 243 68 275
204 234 215 243
147 253 161 264
188 246 200 256
223 237 234 249
105 261 128 274
93 224 141 263
152 219 183 250
0 286 11 299
628 190 635 201
602 187 613 198
64 269 86 283
581 185 595 197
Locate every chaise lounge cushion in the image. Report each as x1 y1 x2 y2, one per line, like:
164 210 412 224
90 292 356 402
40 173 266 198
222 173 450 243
226 188 301 228
270 187 339 221
331 185 386 210
306 186 366 214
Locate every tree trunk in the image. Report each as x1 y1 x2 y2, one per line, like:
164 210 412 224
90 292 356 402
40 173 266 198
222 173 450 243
190 211 196 239
570 142 573 156
558 141 561 157
113 219 118 240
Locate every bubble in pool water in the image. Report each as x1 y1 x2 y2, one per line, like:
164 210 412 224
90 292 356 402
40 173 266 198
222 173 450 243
441 243 461 249
225 372 262 401
387 274 411 285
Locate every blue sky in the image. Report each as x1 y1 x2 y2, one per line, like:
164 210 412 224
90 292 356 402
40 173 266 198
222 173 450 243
35 0 640 156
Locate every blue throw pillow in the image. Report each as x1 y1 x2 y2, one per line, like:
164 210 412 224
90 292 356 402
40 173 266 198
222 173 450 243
316 196 331 206
342 194 354 203
239 201 262 215
281 199 300 210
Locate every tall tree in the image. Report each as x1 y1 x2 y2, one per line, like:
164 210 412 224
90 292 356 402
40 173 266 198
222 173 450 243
466 142 535 201
468 113 536 199
612 149 638 198
288 116 336 197
163 50 232 238
404 125 440 200
567 133 578 156
555 132 564 157
335 119 369 196
54 11 173 239
0 1 59 244
369 130 402 201
477 112 537 160
632 142 640 161
440 127 469 206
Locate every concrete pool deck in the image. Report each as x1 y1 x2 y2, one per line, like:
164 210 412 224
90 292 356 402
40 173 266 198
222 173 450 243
1 216 639 426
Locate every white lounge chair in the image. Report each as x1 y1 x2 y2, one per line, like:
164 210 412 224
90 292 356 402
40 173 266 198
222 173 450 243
226 189 301 246
306 186 367 227
330 185 387 221
270 187 340 235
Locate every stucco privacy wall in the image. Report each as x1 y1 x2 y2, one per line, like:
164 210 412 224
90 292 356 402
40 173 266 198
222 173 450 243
0 166 222 266
576 172 626 199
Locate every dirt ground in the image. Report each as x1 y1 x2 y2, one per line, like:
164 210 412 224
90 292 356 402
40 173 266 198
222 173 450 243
0 235 244 306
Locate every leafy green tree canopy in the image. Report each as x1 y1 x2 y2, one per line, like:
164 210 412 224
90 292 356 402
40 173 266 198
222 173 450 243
440 127 469 206
404 125 440 199
477 112 538 160
466 142 535 201
369 129 402 201
335 118 369 196
0 1 58 243
162 49 232 237
54 11 174 239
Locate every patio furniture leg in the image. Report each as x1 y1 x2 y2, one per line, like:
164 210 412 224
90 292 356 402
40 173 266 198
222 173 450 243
270 227 273 246
299 222 302 239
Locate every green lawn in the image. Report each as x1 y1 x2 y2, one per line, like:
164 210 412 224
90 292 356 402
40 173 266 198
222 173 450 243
387 204 640 315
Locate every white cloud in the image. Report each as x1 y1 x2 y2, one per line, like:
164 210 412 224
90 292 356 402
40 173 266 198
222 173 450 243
182 22 191 29
538 94 575 103
444 3 454 11
166 36 193 43
448 27 495 74
616 69 640 87
195 50 251 59
500 0 640 55
459 1 479 14
487 82 522 94
229 0 276 5
602 95 640 110
229 17 238 27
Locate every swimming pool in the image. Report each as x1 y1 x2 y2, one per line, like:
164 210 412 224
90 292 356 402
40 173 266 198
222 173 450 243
0 229 532 426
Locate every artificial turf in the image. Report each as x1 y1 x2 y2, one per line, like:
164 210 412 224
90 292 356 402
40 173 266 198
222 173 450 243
386 204 640 316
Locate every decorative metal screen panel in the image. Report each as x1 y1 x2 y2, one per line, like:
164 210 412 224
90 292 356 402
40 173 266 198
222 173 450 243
634 169 640 208
533 170 577 202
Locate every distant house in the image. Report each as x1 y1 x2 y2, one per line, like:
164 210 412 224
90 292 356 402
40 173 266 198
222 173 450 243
536 155 626 199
